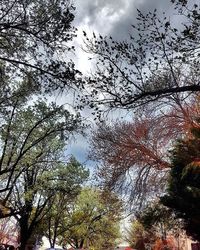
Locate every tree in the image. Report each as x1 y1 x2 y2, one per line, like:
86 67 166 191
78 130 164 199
0 99 81 210
58 188 122 250
125 220 156 250
161 120 200 241
89 99 200 209
13 157 88 250
138 202 182 241
126 203 183 250
0 2 85 248
81 0 200 113
0 0 80 95
45 157 89 249
0 97 84 250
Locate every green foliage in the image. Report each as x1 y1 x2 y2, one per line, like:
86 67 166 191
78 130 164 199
0 99 81 203
161 124 200 241
13 154 87 250
0 94 84 250
43 156 89 193
126 220 155 250
58 188 122 250
0 2 84 249
44 157 89 248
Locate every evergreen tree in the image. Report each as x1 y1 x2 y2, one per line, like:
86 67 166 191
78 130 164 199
161 122 200 241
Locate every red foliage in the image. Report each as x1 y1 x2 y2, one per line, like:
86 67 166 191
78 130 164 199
153 237 176 250
90 98 200 201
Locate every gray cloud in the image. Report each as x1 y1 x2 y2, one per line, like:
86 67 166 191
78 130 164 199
75 0 127 25
111 0 172 39
74 0 172 39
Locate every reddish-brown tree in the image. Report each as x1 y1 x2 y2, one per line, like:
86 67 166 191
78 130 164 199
90 98 200 208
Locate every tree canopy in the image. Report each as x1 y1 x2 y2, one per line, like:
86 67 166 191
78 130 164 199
58 188 122 250
0 96 85 250
161 121 200 241
0 0 80 94
0 1 87 248
44 157 89 249
0 99 81 208
1 0 200 246
89 97 200 209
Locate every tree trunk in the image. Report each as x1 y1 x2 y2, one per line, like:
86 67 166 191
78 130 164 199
19 232 29 250
50 238 56 249
19 216 31 250
79 239 84 249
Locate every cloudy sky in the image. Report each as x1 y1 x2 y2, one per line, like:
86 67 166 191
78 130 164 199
73 0 173 72
74 0 172 38
66 0 173 168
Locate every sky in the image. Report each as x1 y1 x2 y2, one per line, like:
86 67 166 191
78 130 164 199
73 0 172 73
74 0 172 39
53 0 177 242
66 0 173 168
